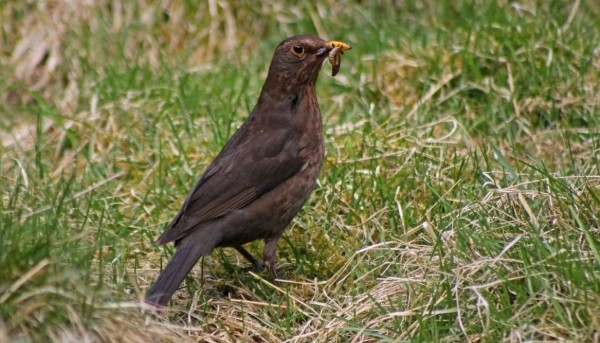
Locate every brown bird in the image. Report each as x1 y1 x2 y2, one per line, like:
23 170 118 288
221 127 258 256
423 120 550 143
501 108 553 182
145 35 351 307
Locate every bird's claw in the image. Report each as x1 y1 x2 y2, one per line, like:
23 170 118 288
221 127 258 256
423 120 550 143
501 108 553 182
252 258 266 271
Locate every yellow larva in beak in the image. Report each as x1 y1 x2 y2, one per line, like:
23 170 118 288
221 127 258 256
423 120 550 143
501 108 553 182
327 41 352 76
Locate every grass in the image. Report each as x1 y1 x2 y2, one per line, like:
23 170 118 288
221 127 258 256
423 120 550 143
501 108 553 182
1 0 599 341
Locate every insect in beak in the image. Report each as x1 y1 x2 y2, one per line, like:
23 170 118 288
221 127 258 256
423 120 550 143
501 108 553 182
326 41 352 76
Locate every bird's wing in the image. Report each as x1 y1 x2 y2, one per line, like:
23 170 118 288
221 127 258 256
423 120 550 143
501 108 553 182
156 124 304 244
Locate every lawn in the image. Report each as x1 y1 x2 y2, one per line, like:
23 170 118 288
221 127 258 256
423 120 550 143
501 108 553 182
1 1 599 342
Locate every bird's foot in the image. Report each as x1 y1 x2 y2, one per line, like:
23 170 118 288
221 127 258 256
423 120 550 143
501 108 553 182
234 245 266 271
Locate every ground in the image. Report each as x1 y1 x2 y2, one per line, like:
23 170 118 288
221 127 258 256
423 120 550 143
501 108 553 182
1 1 599 342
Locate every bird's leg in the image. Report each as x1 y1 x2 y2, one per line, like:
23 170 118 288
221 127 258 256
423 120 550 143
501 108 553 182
234 245 265 270
263 237 281 286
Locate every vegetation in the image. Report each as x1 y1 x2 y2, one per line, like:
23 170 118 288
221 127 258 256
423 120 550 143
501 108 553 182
1 0 599 341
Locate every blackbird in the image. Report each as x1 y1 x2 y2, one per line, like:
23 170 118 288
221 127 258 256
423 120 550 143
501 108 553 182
145 35 351 307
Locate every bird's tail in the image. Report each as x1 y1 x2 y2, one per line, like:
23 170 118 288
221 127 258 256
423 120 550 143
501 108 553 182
145 241 210 307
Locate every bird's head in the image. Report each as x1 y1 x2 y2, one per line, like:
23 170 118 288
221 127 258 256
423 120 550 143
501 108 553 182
263 35 351 92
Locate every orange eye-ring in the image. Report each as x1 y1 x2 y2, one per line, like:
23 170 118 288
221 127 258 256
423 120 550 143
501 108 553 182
291 45 304 55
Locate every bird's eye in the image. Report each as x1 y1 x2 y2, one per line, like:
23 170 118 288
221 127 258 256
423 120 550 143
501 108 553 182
291 45 304 55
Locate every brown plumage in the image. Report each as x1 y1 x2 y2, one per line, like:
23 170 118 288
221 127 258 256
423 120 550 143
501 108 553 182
145 35 351 307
